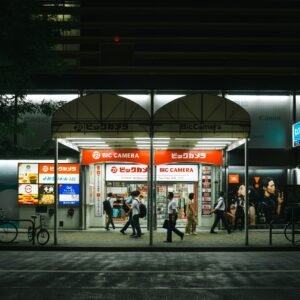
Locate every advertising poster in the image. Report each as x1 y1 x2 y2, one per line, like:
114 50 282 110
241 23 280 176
18 184 39 205
201 166 212 216
228 167 286 225
39 184 55 205
95 164 103 216
18 163 38 184
18 163 80 205
59 184 80 205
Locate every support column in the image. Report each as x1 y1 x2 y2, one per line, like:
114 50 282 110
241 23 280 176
149 90 154 246
54 139 59 245
244 138 249 246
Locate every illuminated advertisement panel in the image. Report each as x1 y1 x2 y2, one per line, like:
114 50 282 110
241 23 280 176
18 163 80 205
59 184 80 205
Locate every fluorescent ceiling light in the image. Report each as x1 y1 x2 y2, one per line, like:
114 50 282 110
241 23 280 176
67 138 102 140
74 141 107 144
153 138 170 140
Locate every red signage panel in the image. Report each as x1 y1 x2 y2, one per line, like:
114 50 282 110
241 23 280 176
155 150 223 165
81 150 150 165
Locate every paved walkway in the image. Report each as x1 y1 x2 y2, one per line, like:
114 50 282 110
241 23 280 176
1 226 299 250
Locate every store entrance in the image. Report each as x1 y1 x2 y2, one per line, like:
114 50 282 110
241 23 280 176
106 182 148 225
156 183 197 226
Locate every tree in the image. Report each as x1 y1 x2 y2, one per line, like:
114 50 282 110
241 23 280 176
0 0 64 151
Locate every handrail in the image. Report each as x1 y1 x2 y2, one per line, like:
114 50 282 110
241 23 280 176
1 219 35 245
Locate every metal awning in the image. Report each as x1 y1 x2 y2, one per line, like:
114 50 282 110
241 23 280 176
52 93 250 151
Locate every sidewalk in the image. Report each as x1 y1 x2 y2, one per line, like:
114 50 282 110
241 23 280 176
1 227 299 250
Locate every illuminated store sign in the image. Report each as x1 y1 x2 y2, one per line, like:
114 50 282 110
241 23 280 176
106 164 148 181
156 164 198 181
81 149 222 165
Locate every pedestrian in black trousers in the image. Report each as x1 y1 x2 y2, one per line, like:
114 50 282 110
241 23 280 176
103 192 115 230
210 191 231 234
165 192 184 243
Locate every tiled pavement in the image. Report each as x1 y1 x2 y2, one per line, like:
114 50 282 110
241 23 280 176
1 226 299 249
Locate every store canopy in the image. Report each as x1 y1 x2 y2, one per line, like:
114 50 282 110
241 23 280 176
154 94 251 139
52 93 250 151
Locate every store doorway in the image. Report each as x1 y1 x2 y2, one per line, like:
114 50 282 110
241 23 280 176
156 183 197 227
106 182 148 225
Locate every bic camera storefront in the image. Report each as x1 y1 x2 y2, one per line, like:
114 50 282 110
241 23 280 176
28 92 250 242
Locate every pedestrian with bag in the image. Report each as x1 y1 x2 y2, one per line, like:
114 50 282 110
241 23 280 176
210 191 231 234
103 192 115 231
120 192 136 236
130 190 142 238
164 192 184 243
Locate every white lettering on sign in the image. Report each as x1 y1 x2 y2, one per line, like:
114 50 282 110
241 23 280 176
92 151 140 160
159 167 194 173
171 152 206 159
106 164 148 181
156 164 198 182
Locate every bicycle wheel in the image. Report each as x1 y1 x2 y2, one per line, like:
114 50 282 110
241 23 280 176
27 226 34 241
37 229 50 245
284 222 300 243
0 222 18 243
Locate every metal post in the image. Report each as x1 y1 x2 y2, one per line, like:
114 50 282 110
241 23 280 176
149 90 154 246
292 208 295 245
244 138 249 246
54 139 59 245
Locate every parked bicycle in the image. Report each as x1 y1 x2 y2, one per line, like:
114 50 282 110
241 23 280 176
0 208 18 243
28 214 50 246
283 205 300 244
284 221 300 243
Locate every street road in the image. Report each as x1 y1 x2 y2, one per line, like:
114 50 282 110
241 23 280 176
0 251 299 299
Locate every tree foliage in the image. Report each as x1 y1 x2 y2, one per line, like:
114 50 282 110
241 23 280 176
0 0 65 153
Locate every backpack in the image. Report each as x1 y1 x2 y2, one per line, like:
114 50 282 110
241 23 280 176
122 199 130 213
103 199 111 213
139 202 147 218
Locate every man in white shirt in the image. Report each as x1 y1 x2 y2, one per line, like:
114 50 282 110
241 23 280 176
120 193 136 236
210 191 231 234
131 190 142 238
165 192 184 243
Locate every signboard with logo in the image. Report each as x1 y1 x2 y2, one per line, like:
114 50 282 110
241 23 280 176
155 150 223 165
18 163 80 205
81 149 150 165
81 149 222 166
39 163 80 184
292 121 300 147
156 164 198 181
201 165 212 216
59 184 80 205
106 164 148 181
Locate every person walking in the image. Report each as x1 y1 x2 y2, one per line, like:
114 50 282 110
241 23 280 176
164 192 184 243
103 192 115 230
120 192 136 236
130 190 142 238
210 191 231 234
185 192 197 235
